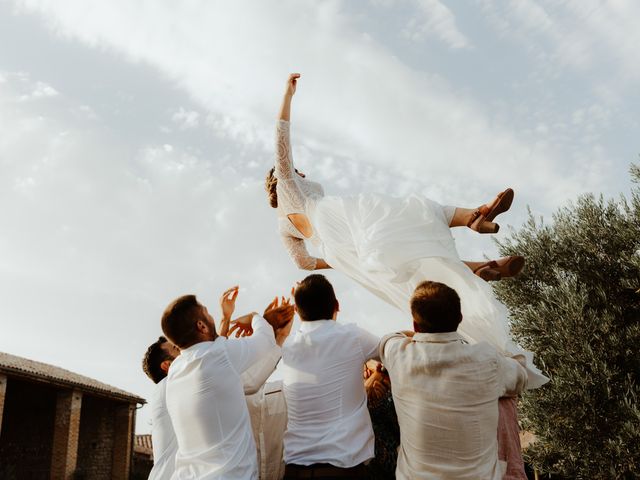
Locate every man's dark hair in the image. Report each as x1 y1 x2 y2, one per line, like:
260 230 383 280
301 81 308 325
294 274 338 321
161 294 209 349
142 336 174 384
410 281 462 333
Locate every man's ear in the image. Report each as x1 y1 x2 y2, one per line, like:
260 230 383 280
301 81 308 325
196 319 208 333
160 359 172 375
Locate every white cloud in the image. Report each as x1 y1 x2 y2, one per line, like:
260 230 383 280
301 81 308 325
479 0 640 88
403 0 471 49
171 107 200 129
18 80 58 100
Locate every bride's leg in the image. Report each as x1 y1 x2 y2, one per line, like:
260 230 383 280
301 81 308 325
448 189 513 233
449 208 483 228
464 256 525 282
443 205 494 229
463 260 501 282
463 260 485 270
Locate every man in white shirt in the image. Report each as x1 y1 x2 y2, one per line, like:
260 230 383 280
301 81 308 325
380 280 528 480
161 293 293 480
142 335 283 480
142 336 181 480
282 274 380 479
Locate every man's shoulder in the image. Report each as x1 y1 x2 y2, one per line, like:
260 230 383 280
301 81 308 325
379 332 411 363
465 341 502 362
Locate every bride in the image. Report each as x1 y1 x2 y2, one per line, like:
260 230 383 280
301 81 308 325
268 73 547 388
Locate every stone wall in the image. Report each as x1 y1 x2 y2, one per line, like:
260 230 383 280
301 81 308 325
0 378 57 479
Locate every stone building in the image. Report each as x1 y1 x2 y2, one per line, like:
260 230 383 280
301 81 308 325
0 351 145 479
132 434 153 478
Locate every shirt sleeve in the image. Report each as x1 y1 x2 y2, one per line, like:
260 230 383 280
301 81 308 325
379 332 406 368
281 234 318 270
225 314 278 375
496 353 528 397
275 120 295 179
241 345 282 395
355 326 382 362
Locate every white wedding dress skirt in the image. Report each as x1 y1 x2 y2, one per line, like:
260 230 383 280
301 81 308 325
311 193 548 389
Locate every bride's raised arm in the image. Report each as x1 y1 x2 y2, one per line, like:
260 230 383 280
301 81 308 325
275 74 300 181
278 72 299 122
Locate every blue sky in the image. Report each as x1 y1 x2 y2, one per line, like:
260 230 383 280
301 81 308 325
1 0 638 432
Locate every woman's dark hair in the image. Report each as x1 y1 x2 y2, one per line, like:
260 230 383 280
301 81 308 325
265 167 278 208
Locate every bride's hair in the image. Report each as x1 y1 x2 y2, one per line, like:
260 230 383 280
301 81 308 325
265 168 278 208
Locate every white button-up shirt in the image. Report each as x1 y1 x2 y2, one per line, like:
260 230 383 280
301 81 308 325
380 331 528 480
281 319 380 467
166 314 279 480
149 378 177 480
148 345 281 480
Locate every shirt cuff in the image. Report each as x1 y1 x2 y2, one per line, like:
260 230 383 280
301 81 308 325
253 314 278 346
252 313 270 332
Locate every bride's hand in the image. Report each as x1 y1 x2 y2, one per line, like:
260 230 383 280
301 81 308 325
285 73 300 97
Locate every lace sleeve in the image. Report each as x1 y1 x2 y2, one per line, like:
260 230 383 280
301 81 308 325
275 120 294 179
281 234 317 270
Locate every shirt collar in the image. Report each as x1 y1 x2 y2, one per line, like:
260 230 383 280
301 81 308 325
298 319 334 332
412 331 466 343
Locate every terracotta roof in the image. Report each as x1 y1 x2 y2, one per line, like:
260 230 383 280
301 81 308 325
0 351 145 404
134 434 153 457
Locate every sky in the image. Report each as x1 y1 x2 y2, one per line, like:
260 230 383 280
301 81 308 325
1 0 638 433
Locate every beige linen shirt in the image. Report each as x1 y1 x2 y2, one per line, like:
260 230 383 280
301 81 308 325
246 381 288 480
380 331 527 480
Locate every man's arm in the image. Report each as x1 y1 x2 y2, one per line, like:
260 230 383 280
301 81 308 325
241 346 282 395
378 332 409 367
355 326 382 362
225 315 279 375
497 353 528 397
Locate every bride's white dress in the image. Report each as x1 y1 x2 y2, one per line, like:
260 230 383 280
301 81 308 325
275 120 548 388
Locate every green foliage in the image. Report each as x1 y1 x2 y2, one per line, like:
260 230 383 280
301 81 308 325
494 165 640 479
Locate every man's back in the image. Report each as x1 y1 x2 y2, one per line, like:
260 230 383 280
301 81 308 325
148 378 177 480
381 331 527 480
166 315 277 479
281 320 379 467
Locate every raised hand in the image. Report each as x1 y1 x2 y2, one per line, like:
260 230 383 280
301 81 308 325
227 313 254 338
220 285 239 321
285 73 300 97
264 296 295 329
274 312 294 347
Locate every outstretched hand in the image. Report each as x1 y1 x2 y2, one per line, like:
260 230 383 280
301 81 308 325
263 296 295 329
227 313 255 338
220 285 239 320
264 294 296 346
285 73 300 97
